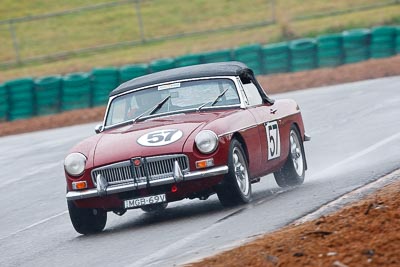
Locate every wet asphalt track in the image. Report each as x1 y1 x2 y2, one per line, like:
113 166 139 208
1 76 400 267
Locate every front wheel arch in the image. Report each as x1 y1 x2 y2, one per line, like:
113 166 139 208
216 138 252 207
67 200 107 235
231 132 249 167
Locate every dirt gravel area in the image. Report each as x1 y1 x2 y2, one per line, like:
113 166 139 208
0 55 399 137
0 106 106 137
188 173 400 267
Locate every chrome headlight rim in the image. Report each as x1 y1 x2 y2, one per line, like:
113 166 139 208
195 130 219 154
64 152 87 177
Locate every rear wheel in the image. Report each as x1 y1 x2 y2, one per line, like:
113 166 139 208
141 203 168 213
216 139 252 207
274 126 305 187
67 200 107 235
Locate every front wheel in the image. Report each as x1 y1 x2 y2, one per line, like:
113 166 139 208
216 139 252 207
274 126 305 187
67 200 107 235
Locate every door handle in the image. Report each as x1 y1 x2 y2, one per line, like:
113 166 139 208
270 108 277 114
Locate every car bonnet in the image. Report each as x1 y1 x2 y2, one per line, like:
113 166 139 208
92 112 222 167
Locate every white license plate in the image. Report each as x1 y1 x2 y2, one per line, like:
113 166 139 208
124 194 166 209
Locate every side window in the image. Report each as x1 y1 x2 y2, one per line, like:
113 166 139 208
242 82 263 106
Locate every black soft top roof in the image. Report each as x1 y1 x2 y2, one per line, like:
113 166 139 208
110 61 252 96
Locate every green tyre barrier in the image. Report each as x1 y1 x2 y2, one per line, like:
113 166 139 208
317 48 343 58
317 33 343 67
290 38 317 72
233 44 262 75
201 49 232 64
318 58 342 67
5 78 34 101
35 75 62 115
261 42 290 74
5 78 34 121
342 28 370 63
91 67 119 106
396 27 400 54
62 72 91 111
370 26 396 58
371 26 396 39
317 51 343 67
175 54 202 68
120 64 148 83
150 58 175 73
397 37 400 54
370 43 395 58
344 47 369 63
317 33 342 48
342 29 370 44
262 42 289 55
0 84 8 121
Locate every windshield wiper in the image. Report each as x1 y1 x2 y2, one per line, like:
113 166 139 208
132 95 171 123
197 88 228 111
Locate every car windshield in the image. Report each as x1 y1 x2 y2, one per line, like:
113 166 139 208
105 78 240 127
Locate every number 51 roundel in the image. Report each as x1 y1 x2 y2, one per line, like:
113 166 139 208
265 121 281 160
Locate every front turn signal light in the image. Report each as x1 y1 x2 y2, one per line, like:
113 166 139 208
72 181 87 190
196 158 214 169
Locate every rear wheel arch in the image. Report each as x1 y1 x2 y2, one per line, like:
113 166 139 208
292 122 302 139
273 123 306 187
282 122 307 169
291 122 307 170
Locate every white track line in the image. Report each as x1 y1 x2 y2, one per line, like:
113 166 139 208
0 162 61 190
0 210 68 241
310 131 400 179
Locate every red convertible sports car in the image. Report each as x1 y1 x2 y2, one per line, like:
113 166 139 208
64 61 310 234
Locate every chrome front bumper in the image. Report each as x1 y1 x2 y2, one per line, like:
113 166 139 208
66 165 228 201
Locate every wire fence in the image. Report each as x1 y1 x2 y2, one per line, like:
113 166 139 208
0 0 399 67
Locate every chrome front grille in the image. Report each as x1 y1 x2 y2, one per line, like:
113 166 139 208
91 154 189 186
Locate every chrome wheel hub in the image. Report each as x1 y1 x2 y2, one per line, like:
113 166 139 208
290 131 304 176
233 147 249 195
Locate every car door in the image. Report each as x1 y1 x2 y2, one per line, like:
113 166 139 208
240 80 285 175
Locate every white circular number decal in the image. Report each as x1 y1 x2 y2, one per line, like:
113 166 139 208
137 129 183 147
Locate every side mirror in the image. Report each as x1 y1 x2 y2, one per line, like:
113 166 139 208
95 124 103 134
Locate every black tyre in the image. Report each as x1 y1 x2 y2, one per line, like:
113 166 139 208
67 200 107 235
216 139 252 207
274 126 305 187
141 203 168 213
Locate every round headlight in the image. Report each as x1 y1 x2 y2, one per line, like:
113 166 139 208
64 153 87 177
195 130 218 154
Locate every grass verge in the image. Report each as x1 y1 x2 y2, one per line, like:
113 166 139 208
0 1 399 83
